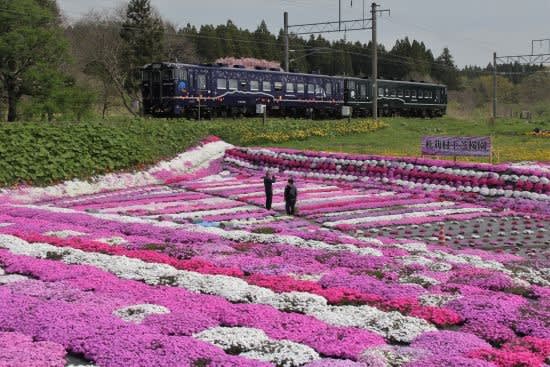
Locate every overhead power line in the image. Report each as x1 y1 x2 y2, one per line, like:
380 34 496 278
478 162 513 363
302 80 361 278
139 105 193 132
492 39 550 118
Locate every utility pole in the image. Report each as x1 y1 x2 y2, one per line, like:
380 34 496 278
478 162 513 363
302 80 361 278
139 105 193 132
493 52 497 119
284 12 289 72
372 2 378 120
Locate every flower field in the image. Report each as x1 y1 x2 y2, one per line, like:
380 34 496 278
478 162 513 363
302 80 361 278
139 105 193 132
0 137 548 367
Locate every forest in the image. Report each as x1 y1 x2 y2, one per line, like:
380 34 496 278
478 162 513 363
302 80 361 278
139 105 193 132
1 0 548 122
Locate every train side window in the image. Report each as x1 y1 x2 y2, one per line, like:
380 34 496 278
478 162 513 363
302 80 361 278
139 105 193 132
405 90 410 98
162 69 173 80
398 89 403 97
307 84 315 94
411 90 417 98
390 89 396 97
378 87 383 97
274 82 283 91
315 85 323 95
262 81 272 91
297 83 305 93
217 78 226 90
418 90 423 99
286 83 295 93
250 80 259 91
427 91 432 98
240 80 247 89
197 74 206 90
325 83 332 96
228 79 238 90
349 81 356 90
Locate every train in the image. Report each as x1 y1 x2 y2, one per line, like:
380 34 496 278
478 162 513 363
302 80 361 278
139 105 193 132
141 62 447 119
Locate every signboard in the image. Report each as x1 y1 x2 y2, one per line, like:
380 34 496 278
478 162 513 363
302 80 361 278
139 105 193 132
341 106 352 117
256 104 266 114
422 136 491 157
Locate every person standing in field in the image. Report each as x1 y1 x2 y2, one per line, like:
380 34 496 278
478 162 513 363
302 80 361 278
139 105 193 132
284 178 297 215
263 171 276 210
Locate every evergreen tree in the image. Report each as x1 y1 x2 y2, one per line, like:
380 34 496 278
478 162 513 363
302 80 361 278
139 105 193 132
196 25 223 62
120 0 164 94
433 47 460 89
0 0 68 121
253 21 277 61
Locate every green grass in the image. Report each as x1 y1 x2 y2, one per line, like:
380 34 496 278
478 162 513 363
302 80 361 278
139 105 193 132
0 119 208 186
262 116 550 163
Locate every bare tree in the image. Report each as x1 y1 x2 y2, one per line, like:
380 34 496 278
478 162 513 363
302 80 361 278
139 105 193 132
67 11 140 117
163 22 198 63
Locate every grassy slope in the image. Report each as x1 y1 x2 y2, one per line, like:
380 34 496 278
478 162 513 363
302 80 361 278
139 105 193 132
263 117 550 163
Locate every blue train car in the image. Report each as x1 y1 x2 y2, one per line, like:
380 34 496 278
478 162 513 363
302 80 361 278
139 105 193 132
141 62 446 118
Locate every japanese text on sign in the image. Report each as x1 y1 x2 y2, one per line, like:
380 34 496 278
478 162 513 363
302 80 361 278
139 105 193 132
421 136 492 157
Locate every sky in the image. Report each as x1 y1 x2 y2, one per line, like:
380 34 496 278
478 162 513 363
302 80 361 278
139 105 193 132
58 0 550 67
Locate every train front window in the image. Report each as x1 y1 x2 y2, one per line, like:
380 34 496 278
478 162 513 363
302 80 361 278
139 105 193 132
325 83 332 96
162 69 174 81
142 70 152 82
197 74 206 90
360 84 366 98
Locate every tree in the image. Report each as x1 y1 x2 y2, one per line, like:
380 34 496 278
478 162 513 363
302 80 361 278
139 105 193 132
120 0 164 98
196 25 223 62
0 0 68 121
433 47 460 89
253 21 277 61
517 70 550 104
163 22 197 63
68 12 139 117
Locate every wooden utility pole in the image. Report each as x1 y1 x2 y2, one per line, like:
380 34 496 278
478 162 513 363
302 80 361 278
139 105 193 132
284 12 289 72
493 52 497 119
372 2 378 120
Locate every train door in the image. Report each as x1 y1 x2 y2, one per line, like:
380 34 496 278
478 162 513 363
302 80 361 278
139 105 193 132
151 65 162 101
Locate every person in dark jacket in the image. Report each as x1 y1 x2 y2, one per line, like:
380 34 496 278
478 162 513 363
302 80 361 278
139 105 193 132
284 178 297 215
263 171 276 210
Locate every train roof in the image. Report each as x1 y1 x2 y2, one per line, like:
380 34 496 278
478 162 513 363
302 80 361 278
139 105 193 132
143 62 339 79
143 62 447 87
